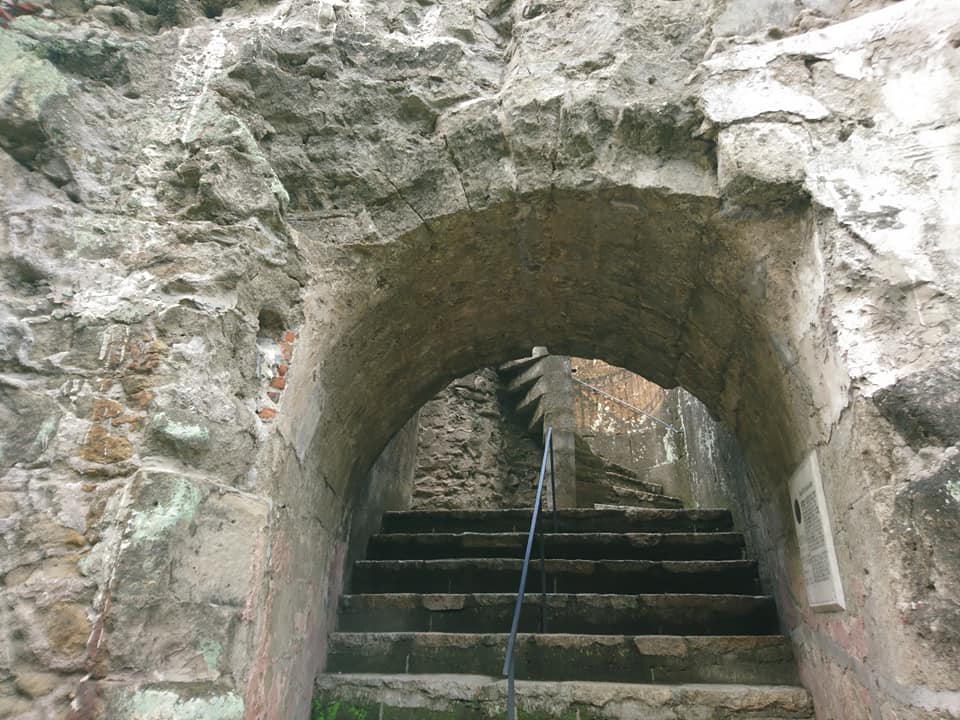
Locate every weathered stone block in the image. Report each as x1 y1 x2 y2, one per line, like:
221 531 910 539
145 411 211 456
0 386 60 471
82 681 244 720
0 34 69 166
170 490 268 607
103 470 269 679
14 670 62 699
42 602 91 658
716 122 810 208
874 361 960 447
891 456 960 668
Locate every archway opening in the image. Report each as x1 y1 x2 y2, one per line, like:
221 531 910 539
386 356 750 519
249 184 850 719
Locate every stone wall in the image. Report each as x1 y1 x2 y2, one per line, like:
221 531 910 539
347 412 420 566
572 359 692 502
572 359 673 471
677 389 748 513
412 369 541 510
0 1 958 719
568 359 755 514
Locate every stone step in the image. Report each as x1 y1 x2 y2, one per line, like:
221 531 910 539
599 469 664 495
505 363 547 394
525 401 546 438
337 593 780 635
578 479 685 509
380 508 734 535
366 532 746 561
574 438 660 492
350 559 762 595
327 633 800 685
602 486 684 509
313 674 816 720
575 467 664 496
514 378 547 414
497 351 547 378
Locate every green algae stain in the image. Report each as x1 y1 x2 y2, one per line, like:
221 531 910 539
130 478 202 543
200 639 223 673
128 688 243 720
7 15 63 35
33 415 58 453
0 33 68 112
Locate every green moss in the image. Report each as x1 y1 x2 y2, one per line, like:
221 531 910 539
130 477 202 543
310 694 592 720
311 700 368 720
33 416 58 453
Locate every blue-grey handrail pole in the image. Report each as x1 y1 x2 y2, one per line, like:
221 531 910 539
550 441 558 533
503 426 553 720
539 509 547 633
549 439 558 595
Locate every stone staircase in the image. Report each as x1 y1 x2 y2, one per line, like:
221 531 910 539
574 435 684 510
496 351 555 440
497 351 686 511
314 506 815 719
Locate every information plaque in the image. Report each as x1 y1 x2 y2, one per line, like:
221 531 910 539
789 451 846 612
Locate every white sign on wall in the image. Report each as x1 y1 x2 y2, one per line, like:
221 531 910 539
789 451 846 612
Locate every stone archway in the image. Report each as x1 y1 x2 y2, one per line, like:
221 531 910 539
253 180 828 717
243 161 956 720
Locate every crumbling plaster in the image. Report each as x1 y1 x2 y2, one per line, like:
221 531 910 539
0 0 958 719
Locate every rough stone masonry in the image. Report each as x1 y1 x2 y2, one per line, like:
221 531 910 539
0 0 958 718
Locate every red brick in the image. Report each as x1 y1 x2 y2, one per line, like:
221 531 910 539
280 343 293 361
269 376 287 390
92 399 123 421
277 363 288 377
126 339 166 372
267 392 281 403
130 390 155 409
112 415 143 431
283 331 296 343
80 426 133 464
258 408 277 421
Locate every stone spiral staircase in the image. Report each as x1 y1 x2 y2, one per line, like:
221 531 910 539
495 351 557 441
313 499 816 718
574 435 684 510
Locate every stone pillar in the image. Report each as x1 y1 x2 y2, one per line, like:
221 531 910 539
538 354 577 508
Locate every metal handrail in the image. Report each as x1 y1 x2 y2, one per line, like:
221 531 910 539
572 377 680 433
502 425 558 720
